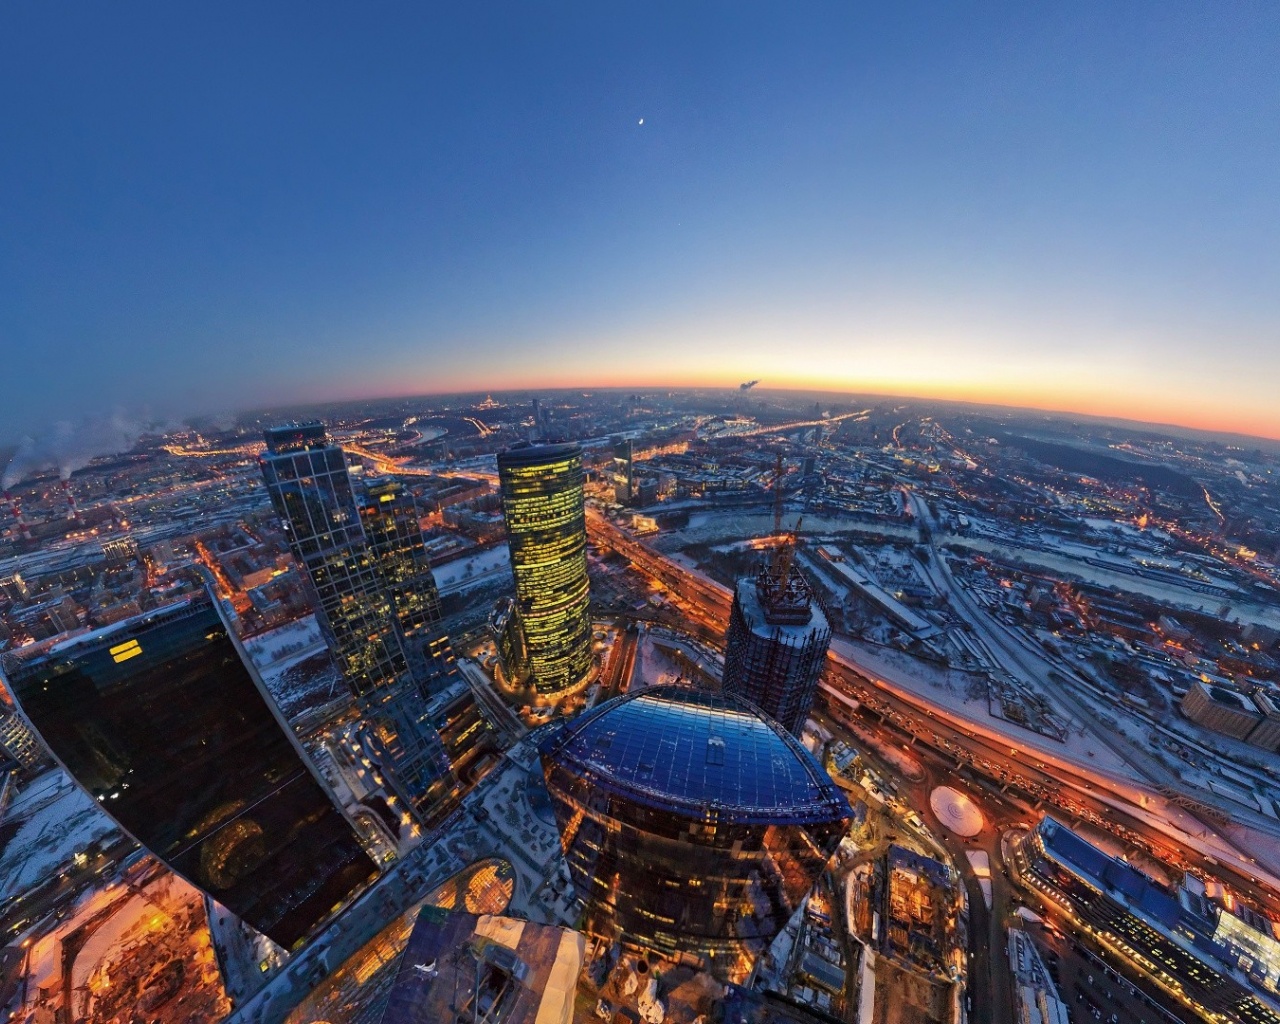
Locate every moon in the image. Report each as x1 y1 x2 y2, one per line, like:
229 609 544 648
638 118 644 126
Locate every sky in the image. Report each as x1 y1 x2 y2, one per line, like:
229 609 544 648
2 3 1279 441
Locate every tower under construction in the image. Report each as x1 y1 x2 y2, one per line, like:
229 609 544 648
721 533 831 735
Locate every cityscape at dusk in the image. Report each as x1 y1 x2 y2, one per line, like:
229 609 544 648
2 5 1280 1024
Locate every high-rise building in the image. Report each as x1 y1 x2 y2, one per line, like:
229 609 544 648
489 596 528 684
539 685 850 980
358 477 452 687
260 423 411 696
611 437 634 505
497 443 592 695
722 540 831 735
1 594 377 949
260 423 453 821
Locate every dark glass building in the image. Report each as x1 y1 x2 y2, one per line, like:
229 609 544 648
1 595 377 949
497 443 592 695
358 477 452 687
260 423 454 821
722 542 831 735
260 423 414 696
539 685 850 979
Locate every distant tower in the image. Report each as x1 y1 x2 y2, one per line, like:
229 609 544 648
497 443 593 695
1 593 377 949
531 397 545 440
611 438 634 505
259 423 452 822
722 535 831 734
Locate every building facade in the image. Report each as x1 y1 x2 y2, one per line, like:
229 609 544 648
1 594 377 949
260 423 454 822
0 708 44 769
1015 817 1280 1024
1181 681 1264 741
722 543 831 735
497 443 592 695
539 686 850 981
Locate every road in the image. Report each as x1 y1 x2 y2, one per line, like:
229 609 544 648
586 506 1280 913
908 489 1280 836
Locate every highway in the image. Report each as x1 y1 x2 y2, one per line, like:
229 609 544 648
585 505 1280 916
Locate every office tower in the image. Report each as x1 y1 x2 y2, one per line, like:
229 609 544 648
611 437 634 505
358 477 452 687
496 443 592 696
1 594 377 949
260 423 451 820
722 539 831 735
260 423 411 695
540 686 850 981
531 397 545 440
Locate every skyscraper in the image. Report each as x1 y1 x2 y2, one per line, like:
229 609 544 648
358 477 452 687
1 594 377 949
539 685 850 980
260 423 411 696
722 540 831 735
260 423 452 821
610 437 634 505
497 443 593 695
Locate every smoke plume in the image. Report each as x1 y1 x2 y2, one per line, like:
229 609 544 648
2 412 144 490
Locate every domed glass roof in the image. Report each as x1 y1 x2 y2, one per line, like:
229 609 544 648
540 685 849 823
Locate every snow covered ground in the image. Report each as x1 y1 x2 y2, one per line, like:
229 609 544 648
243 616 324 666
243 616 344 721
434 545 510 592
0 769 122 897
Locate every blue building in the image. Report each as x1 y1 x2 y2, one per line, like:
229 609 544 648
539 685 850 980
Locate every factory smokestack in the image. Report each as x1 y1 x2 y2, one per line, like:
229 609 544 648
5 491 33 542
61 479 78 520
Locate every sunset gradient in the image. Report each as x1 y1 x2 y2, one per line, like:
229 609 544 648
2 3 1277 439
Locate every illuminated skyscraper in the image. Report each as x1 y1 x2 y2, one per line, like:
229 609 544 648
358 477 453 687
610 437 634 505
260 423 452 821
497 443 593 695
722 540 831 735
1 594 377 949
540 686 850 980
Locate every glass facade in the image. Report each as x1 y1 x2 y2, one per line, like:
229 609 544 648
261 426 410 697
358 478 452 688
539 686 850 979
260 423 454 822
1 596 377 949
497 443 592 695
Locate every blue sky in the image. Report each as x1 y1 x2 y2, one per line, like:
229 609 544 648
2 3 1278 438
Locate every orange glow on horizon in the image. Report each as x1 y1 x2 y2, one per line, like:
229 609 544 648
302 369 1280 444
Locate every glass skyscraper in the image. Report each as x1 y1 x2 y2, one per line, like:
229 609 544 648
1 594 377 950
260 423 452 821
497 442 593 695
539 685 850 980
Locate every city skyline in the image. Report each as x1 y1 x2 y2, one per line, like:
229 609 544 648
3 4 1279 440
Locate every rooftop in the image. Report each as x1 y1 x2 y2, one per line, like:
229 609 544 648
539 685 849 824
496 442 582 468
263 421 332 455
